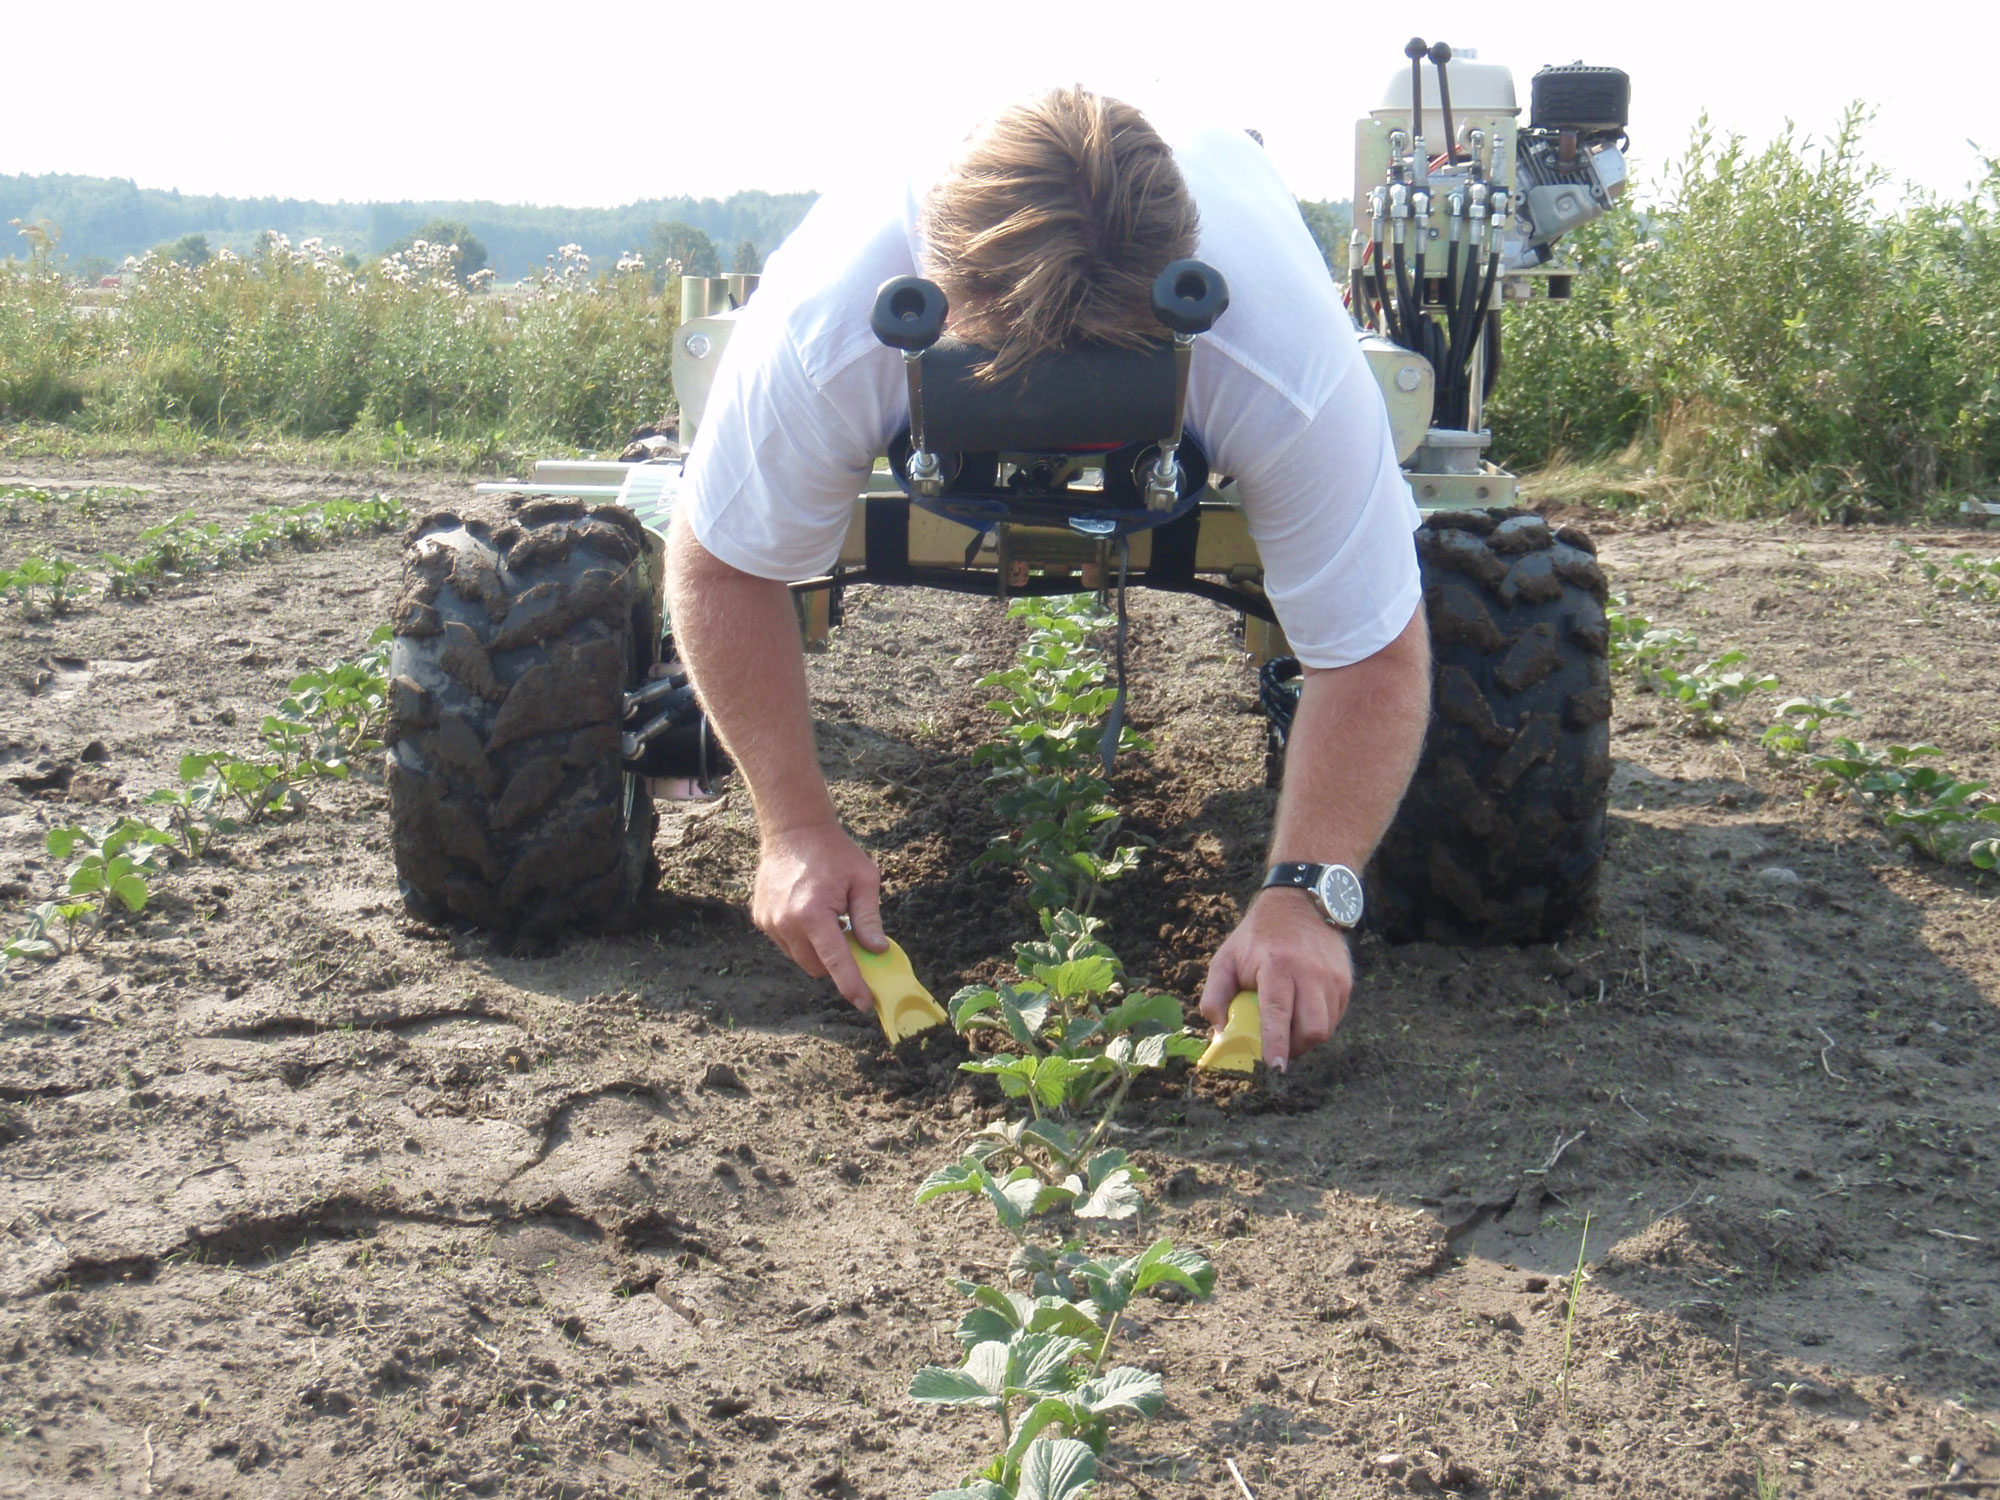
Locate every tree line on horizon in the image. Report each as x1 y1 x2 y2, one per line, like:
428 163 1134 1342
0 172 819 282
3 169 1357 287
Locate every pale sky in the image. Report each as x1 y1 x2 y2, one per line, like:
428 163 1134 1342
14 0 1996 210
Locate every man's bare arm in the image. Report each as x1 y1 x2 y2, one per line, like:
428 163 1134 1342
1199 604 1431 1067
664 513 885 1007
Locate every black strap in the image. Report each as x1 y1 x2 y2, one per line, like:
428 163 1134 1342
863 497 912 584
1262 862 1322 891
1144 506 1201 587
1098 536 1133 775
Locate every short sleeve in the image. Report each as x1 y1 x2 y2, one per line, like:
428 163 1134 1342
682 311 895 582
1221 358 1424 668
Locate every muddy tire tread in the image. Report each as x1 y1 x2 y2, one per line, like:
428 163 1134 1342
385 496 657 937
1372 510 1611 945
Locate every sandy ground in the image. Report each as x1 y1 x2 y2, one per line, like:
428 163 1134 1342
1 458 1996 1500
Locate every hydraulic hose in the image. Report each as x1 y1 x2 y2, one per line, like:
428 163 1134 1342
1371 247 1399 342
1392 237 1419 353
1463 251 1502 372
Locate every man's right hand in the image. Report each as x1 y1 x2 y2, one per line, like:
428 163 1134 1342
751 820 886 1011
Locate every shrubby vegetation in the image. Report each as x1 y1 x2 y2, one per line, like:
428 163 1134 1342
5 113 1996 507
0 236 677 450
1492 110 2000 516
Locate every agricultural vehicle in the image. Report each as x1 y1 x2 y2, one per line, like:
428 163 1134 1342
384 43 1631 946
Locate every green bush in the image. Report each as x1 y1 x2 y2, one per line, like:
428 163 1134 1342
1496 111 2000 514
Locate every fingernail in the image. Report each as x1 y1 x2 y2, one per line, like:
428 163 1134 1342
1270 1057 1288 1075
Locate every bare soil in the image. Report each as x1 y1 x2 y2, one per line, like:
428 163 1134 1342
2 458 1997 1500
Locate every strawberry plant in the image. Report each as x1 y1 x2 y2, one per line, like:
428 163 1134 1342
279 625 392 758
911 908 1214 1498
142 778 227 859
46 819 175 941
1761 692 1859 763
1808 738 2000 863
1 552 90 617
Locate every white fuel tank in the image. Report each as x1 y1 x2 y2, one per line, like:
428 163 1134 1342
1371 52 1518 143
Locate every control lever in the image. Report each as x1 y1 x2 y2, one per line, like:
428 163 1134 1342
1429 41 1459 166
871 276 949 497
1143 259 1229 509
1405 37 1430 186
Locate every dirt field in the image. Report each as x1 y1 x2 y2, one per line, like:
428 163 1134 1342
2 458 1996 1500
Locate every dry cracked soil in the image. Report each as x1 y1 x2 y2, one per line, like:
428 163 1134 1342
1 457 1997 1500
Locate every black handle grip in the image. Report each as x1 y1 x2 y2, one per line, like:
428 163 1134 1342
1150 260 1229 336
872 276 948 352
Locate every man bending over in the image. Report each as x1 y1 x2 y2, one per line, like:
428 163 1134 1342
667 89 1431 1070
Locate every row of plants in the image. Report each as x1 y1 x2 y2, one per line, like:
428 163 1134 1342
902 594 1228 1499
0 493 406 615
1898 542 2000 604
1607 595 1998 869
0 482 141 523
970 595 1151 914
1488 111 2000 516
1 236 677 450
1 627 391 973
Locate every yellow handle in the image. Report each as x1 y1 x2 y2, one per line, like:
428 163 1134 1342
847 934 949 1044
1196 991 1261 1073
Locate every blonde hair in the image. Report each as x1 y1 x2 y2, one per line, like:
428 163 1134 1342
922 88 1199 381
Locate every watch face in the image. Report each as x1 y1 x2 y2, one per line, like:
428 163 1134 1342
1314 864 1365 927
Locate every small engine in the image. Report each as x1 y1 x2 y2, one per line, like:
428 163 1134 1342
1511 63 1631 259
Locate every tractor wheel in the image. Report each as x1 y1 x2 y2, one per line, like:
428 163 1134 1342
384 494 660 937
1371 510 1612 944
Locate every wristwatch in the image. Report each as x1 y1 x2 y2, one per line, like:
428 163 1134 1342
1262 862 1365 929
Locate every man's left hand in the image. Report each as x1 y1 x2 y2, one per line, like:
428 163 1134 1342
1198 888 1352 1072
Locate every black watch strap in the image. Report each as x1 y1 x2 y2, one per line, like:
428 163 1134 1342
1262 862 1321 892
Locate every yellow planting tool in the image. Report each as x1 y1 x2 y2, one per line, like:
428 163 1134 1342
847 934 949 1044
1196 991 1261 1072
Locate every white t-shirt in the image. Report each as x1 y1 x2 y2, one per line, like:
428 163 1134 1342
683 123 1422 669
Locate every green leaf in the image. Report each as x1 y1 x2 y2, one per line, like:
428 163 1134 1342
66 861 107 897
1074 1366 1165 1419
915 1161 987 1205
46 827 86 858
957 1306 1021 1348
1032 956 1116 1001
1004 1332 1089 1397
1071 1168 1141 1222
1130 1240 1217 1300
1163 1032 1208 1063
961 1057 1039 1100
978 1171 1028 1232
910 1342 1007 1405
950 986 1002 1028
1103 992 1184 1036
1005 1397 1091 1465
109 872 150 913
1020 1118 1080 1161
1030 1055 1087 1110
1016 1437 1097 1500
996 1167 1074 1221
1000 988 1052 1046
